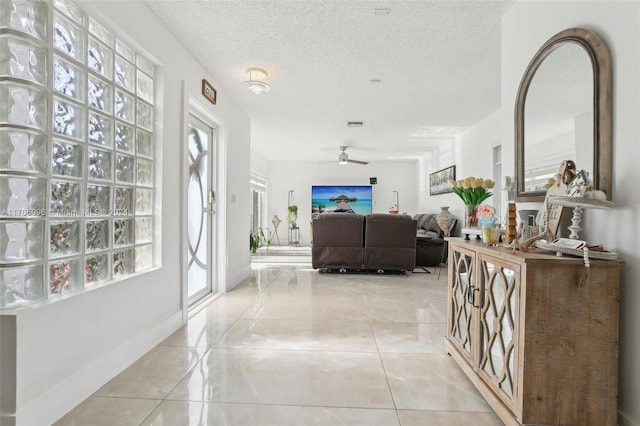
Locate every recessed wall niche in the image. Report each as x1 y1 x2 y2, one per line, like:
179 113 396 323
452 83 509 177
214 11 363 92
0 0 156 308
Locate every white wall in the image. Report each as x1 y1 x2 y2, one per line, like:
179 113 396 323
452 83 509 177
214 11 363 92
250 150 269 178
8 2 252 424
264 161 418 246
502 2 640 425
416 110 502 224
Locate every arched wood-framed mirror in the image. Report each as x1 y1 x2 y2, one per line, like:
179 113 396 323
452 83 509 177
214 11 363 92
515 28 612 202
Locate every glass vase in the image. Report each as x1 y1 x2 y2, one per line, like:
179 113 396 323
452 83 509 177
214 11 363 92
466 204 479 228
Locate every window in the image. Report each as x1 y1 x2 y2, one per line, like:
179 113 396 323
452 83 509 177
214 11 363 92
0 0 157 308
250 174 266 234
492 145 502 214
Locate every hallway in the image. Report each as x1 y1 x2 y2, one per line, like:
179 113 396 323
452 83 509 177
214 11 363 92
55 262 501 425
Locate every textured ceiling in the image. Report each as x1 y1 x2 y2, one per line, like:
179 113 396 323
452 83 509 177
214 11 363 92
144 0 514 163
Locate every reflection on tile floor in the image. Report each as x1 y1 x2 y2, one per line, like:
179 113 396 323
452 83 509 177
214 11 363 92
54 262 502 426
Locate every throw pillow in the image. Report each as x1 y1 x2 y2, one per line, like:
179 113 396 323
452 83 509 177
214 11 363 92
418 214 432 231
427 216 441 234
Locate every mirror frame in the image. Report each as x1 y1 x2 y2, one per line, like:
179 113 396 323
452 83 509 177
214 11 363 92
515 28 612 202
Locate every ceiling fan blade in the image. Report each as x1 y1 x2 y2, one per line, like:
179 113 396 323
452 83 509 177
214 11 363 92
348 159 368 165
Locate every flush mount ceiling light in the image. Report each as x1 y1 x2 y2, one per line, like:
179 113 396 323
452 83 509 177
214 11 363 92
242 67 271 95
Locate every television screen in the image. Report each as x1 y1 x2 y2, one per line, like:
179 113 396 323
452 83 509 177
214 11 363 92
311 185 373 218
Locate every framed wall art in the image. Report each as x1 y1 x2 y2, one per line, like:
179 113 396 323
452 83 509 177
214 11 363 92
202 79 217 105
429 165 456 195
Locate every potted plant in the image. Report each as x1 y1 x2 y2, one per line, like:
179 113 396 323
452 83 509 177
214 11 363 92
250 227 273 253
250 230 261 253
261 227 273 248
287 205 298 228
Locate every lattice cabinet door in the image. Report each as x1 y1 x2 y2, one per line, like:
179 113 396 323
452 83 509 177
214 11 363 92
476 253 520 411
446 245 477 365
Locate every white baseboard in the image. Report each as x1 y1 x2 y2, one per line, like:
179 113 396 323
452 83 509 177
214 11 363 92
15 311 183 426
225 265 251 291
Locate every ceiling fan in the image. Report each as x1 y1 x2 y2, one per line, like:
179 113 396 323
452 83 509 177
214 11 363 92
337 146 368 165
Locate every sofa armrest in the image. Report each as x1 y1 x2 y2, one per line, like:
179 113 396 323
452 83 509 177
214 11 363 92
415 237 447 267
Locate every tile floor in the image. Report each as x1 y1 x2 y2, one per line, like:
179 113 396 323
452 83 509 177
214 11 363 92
54 260 502 426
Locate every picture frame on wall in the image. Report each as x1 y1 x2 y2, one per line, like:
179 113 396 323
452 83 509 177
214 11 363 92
429 165 456 195
202 79 217 105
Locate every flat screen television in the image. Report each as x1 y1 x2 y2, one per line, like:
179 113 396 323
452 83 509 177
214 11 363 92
311 185 373 218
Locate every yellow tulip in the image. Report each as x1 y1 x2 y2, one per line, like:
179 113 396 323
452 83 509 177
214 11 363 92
465 177 474 188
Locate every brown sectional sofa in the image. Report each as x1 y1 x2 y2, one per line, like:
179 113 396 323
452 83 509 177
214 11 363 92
413 213 457 268
311 213 365 270
312 213 417 273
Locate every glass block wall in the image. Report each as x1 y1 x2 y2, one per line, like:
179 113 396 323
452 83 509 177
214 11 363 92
0 0 155 308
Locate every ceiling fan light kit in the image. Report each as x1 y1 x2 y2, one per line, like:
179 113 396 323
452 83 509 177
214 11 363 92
338 146 368 165
338 149 349 165
242 67 271 94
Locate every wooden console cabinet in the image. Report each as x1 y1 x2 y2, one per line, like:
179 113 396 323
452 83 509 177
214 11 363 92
445 238 620 425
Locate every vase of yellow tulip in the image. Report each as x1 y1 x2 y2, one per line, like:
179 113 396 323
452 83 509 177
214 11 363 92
449 177 495 228
466 204 480 228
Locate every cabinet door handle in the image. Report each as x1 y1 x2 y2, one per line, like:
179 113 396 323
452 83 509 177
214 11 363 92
467 284 475 305
472 288 481 308
467 284 481 308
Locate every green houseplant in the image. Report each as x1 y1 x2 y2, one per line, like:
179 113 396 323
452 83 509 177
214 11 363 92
287 205 298 227
250 231 260 253
250 227 273 253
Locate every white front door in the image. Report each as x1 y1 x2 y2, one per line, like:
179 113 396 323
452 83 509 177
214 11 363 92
186 114 217 305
